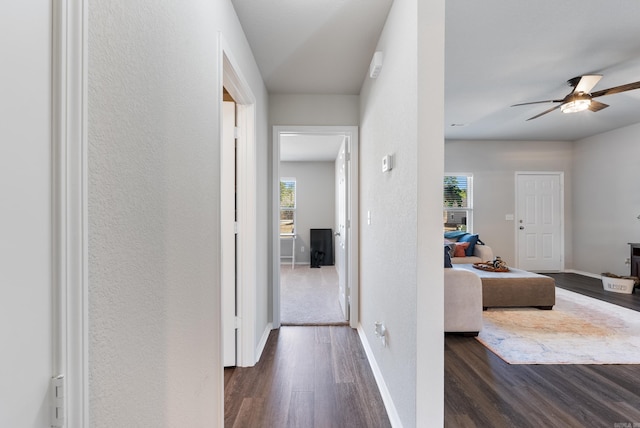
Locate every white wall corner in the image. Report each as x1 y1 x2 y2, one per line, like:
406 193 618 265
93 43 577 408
357 324 403 428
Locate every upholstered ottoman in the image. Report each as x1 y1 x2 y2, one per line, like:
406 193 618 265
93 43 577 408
453 264 556 310
444 268 483 335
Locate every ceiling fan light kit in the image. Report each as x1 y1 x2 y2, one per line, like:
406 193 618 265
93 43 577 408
560 93 591 113
512 74 640 120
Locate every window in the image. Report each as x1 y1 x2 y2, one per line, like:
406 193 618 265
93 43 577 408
280 178 296 234
443 174 472 232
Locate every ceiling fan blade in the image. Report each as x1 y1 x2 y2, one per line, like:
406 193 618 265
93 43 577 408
512 99 563 107
526 104 562 121
588 100 609 112
572 74 602 93
591 80 640 98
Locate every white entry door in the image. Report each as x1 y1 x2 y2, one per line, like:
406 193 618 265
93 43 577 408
336 139 349 320
516 173 563 271
222 101 237 366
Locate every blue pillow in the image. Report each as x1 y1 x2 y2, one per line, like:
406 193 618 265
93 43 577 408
444 230 468 240
444 245 453 268
457 234 479 256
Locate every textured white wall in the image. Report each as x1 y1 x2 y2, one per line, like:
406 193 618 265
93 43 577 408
445 140 574 269
269 94 360 126
0 2 52 426
280 161 336 264
360 2 419 422
360 0 445 424
573 122 640 276
88 1 267 426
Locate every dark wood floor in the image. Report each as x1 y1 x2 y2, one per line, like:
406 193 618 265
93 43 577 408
551 272 640 311
446 273 640 427
224 326 391 428
225 274 640 427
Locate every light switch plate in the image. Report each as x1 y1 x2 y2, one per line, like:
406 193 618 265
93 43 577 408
382 155 393 172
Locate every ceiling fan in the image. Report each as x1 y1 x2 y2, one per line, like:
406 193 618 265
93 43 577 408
512 74 640 121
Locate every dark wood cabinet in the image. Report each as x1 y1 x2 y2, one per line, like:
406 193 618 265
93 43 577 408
629 243 640 277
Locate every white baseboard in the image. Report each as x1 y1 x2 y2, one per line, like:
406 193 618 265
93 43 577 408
255 322 273 363
562 269 601 279
357 324 403 428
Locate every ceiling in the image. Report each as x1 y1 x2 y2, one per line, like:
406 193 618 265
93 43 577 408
232 0 640 145
445 1 640 141
231 0 393 94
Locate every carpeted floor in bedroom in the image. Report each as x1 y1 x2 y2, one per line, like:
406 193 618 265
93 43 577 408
280 264 346 325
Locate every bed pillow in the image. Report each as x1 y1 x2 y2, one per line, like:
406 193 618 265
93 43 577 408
453 242 469 257
457 234 478 256
444 245 453 268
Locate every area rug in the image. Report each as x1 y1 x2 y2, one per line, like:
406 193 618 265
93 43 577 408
280 265 346 325
476 287 640 364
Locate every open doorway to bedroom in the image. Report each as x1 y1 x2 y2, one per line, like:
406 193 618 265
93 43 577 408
272 126 359 328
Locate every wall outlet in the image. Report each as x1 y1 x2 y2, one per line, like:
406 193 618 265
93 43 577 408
625 257 631 265
301 246 304 253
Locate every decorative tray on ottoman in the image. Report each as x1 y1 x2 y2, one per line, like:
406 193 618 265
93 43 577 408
472 262 510 272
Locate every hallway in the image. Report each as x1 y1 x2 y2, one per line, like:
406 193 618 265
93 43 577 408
224 326 391 427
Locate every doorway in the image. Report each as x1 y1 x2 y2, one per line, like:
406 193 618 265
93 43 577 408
515 172 564 272
221 47 258 367
272 126 359 328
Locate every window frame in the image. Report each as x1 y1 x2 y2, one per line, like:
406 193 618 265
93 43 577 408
443 173 473 233
279 177 296 234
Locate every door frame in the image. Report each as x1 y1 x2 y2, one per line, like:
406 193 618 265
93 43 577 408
220 36 259 367
514 171 565 271
221 100 237 367
335 140 349 320
272 126 359 329
53 0 89 425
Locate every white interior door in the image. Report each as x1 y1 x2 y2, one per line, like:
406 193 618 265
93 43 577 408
222 101 237 367
336 140 349 319
516 173 563 271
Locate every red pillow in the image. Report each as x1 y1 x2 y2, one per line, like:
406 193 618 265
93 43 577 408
453 242 470 257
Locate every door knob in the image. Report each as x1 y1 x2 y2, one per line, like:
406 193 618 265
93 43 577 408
519 226 525 230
